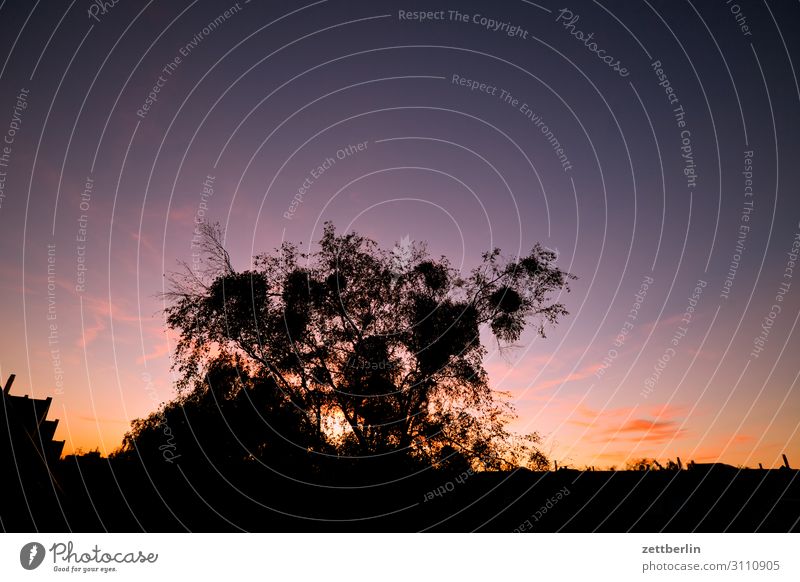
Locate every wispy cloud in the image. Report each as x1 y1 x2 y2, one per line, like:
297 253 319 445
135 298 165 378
602 418 686 443
532 362 604 392
567 403 688 445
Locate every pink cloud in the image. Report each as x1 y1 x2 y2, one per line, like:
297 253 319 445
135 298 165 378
136 342 172 365
533 362 604 392
77 316 106 349
566 402 688 447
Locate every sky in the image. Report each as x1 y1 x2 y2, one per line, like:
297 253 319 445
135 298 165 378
0 0 798 469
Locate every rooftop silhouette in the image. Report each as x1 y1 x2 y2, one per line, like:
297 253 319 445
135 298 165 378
1 373 64 478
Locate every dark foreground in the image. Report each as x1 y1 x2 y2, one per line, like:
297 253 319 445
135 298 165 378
2 460 798 532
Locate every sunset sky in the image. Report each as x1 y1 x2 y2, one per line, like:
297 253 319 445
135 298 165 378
0 0 798 469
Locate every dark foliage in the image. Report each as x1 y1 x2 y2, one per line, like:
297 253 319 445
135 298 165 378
118 223 575 473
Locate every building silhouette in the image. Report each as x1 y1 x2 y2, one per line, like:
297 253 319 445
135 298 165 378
0 374 64 477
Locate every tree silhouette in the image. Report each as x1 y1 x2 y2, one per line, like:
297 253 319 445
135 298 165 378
120 223 574 472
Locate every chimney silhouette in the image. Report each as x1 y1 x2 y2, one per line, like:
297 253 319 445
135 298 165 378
3 373 15 395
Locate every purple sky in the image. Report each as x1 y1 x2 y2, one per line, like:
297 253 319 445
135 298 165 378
1 0 799 468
